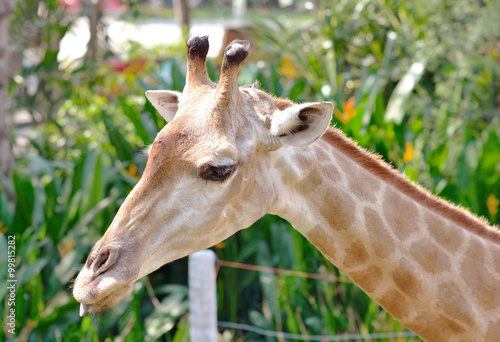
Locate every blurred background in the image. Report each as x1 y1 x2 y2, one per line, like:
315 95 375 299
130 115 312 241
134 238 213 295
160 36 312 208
0 0 499 341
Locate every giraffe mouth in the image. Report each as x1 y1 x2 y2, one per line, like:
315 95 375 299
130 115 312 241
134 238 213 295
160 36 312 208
73 256 138 317
76 280 135 316
73 238 142 316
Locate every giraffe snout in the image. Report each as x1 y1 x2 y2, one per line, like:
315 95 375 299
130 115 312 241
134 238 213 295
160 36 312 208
73 243 138 316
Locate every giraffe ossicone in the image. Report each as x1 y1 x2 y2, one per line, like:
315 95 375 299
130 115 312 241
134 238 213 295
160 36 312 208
73 36 500 341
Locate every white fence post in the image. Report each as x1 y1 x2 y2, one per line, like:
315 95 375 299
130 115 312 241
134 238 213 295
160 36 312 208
189 249 218 342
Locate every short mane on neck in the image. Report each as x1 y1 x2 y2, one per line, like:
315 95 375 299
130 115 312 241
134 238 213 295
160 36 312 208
322 127 499 243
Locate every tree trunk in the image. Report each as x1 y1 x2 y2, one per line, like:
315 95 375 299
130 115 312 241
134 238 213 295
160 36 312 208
172 0 189 38
86 0 101 62
0 0 15 179
233 0 247 17
265 0 280 9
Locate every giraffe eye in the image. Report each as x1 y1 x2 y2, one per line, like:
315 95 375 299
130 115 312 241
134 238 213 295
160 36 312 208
199 164 236 182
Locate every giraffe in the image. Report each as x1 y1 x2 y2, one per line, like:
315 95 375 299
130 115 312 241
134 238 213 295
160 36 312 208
73 36 500 341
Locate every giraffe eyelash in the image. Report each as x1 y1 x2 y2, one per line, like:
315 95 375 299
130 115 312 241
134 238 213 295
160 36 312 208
199 164 237 183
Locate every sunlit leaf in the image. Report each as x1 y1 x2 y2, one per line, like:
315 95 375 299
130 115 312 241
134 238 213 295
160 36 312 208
385 62 426 124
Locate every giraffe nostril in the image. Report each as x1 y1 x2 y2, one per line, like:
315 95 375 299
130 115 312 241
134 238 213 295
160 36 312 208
95 250 109 269
92 248 116 277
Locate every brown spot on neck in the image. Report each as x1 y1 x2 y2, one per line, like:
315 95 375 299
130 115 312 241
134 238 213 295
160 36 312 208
383 188 420 241
378 289 409 319
485 319 500 341
305 225 337 260
410 238 451 274
319 187 357 232
342 240 369 269
425 211 465 252
461 238 500 311
437 282 475 328
406 314 467 341
348 168 381 203
392 260 422 299
364 207 396 259
295 168 323 194
348 265 383 293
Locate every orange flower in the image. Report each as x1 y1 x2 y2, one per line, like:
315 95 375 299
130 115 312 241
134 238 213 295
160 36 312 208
58 240 76 257
403 142 414 163
215 241 226 249
487 194 499 216
126 164 139 180
334 97 357 124
278 57 302 79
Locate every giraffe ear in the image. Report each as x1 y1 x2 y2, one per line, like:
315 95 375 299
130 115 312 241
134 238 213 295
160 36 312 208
145 90 181 122
270 102 333 147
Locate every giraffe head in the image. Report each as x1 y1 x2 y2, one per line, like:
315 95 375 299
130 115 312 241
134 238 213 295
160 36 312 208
73 36 333 315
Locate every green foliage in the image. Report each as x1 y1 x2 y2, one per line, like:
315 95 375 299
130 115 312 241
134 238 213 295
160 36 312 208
2 0 499 341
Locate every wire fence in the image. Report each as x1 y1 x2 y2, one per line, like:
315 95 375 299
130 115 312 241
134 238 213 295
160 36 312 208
216 260 353 283
218 321 417 341
189 251 418 342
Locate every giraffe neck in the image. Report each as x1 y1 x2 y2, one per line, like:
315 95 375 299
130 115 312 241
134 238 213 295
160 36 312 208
269 127 500 342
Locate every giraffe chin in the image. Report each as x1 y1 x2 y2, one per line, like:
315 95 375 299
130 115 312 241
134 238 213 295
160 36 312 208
73 266 136 317
77 281 135 317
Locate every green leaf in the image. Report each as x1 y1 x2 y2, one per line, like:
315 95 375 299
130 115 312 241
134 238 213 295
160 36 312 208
28 273 45 320
19 256 50 288
31 178 46 233
120 96 151 144
457 141 480 193
102 115 133 162
12 172 34 235
15 285 26 329
80 151 104 216
58 190 82 241
141 109 160 143
288 77 307 102
385 62 426 124
37 291 74 329
206 59 218 82
0 234 8 299
428 144 449 172
248 310 272 330
478 130 500 182
172 318 189 342
37 49 60 72
144 288 188 340
47 249 80 298
171 58 186 92
0 186 12 228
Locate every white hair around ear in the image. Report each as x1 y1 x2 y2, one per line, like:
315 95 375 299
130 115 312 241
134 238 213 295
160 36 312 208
270 102 334 147
145 90 181 122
